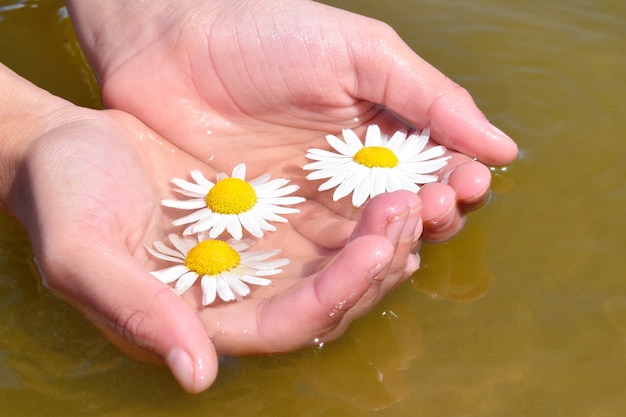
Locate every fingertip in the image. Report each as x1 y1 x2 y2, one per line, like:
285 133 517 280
418 182 466 243
488 123 519 164
446 160 492 210
427 90 518 166
418 182 456 225
352 190 422 239
166 347 218 393
404 253 421 277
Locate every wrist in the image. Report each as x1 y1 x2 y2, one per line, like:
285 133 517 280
64 0 183 81
0 63 81 212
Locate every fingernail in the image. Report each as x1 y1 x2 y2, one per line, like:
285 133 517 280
489 123 513 141
166 348 194 391
386 209 409 241
403 203 422 241
368 246 393 282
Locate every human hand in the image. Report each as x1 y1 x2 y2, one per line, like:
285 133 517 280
3 68 425 392
65 0 518 243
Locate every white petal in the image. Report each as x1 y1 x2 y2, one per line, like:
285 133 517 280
171 208 211 226
239 275 272 286
223 273 251 297
369 168 388 197
238 212 265 237
399 133 429 156
412 146 448 162
385 129 408 150
216 276 236 301
150 264 189 284
254 177 288 191
364 124 382 147
249 204 287 222
403 158 449 175
190 212 221 233
232 163 247 179
225 215 244 239
315 167 352 191
257 183 300 198
388 169 409 193
207 216 228 238
341 129 365 150
171 178 209 196
168 234 196 255
152 240 184 259
248 173 272 187
173 271 199 295
411 174 439 184
201 276 218 305
351 170 372 207
162 199 206 210
240 249 282 262
228 239 253 251
255 202 300 215
251 268 283 277
326 134 358 156
146 246 184 263
305 163 350 180
190 170 215 188
333 166 365 202
245 258 288 270
305 148 351 160
303 158 353 172
247 212 277 234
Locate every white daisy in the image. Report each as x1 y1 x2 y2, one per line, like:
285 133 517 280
162 163 305 239
147 233 288 305
303 124 450 208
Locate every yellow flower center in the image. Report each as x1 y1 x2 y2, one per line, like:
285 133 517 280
184 240 241 276
353 146 399 168
205 177 257 214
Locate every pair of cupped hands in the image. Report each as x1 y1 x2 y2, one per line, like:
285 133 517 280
6 0 517 392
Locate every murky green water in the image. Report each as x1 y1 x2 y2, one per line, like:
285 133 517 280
1 0 625 415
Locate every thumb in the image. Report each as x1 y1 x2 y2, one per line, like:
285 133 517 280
38 245 218 393
346 21 518 166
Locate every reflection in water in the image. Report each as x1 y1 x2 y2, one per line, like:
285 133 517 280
1 0 626 416
295 302 422 411
414 225 493 302
0 213 126 401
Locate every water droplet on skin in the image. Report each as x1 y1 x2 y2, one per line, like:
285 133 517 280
313 338 324 349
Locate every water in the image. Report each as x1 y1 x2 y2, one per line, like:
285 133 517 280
1 0 625 415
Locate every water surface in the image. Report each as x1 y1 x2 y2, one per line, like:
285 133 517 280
1 0 625 415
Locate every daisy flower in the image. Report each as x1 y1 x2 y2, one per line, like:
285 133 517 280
162 163 305 239
303 124 450 208
147 233 288 305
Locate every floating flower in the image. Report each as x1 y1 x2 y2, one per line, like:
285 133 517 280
162 163 305 239
147 234 288 305
303 124 450 207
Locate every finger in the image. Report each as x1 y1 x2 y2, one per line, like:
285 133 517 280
418 182 466 243
38 243 218 393
443 159 492 212
435 151 492 212
347 20 518 166
209 235 395 354
351 190 423 285
275 235 395 345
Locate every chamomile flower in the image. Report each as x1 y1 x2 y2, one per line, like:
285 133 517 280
162 163 305 239
147 233 288 305
303 124 450 208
